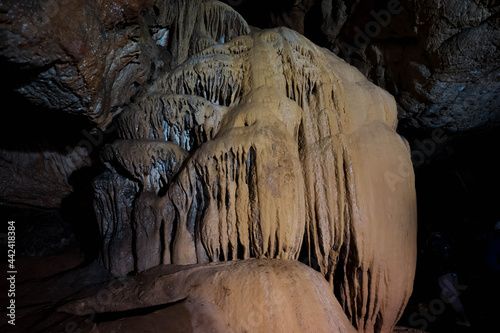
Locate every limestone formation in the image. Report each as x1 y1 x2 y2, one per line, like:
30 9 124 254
60 259 358 333
228 0 500 133
2 0 498 210
92 3 417 331
0 147 90 208
95 139 189 274
1 1 418 333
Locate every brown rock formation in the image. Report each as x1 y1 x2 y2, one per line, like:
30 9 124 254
59 259 358 333
92 6 417 330
0 147 89 208
337 0 500 133
94 139 189 275
0 0 251 209
228 0 500 133
2 0 496 210
1 0 153 125
1 1 418 332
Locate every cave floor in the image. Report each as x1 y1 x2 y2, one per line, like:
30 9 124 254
0 250 433 333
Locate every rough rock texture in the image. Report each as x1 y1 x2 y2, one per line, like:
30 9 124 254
0 0 249 209
94 139 189 275
92 3 417 330
0 0 250 127
228 0 500 133
59 259 358 333
0 147 90 208
2 0 498 209
1 0 153 125
93 170 139 276
340 0 500 133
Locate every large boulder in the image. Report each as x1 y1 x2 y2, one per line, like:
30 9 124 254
59 259 358 333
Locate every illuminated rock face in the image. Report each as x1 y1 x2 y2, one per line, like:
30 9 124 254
0 0 417 331
93 3 417 331
60 259 358 333
231 0 500 133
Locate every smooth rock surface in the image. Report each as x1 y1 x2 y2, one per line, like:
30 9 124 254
59 259 358 333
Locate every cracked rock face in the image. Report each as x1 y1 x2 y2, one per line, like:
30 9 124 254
92 3 417 331
0 0 155 125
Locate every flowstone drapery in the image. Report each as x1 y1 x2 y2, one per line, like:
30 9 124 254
91 2 417 332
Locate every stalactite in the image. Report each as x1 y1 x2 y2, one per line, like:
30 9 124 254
116 94 228 150
100 139 188 193
93 170 139 276
161 54 245 107
198 0 250 44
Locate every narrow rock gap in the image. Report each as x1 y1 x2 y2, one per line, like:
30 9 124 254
92 299 188 323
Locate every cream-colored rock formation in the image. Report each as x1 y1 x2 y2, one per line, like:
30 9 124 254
60 259 357 333
90 2 417 332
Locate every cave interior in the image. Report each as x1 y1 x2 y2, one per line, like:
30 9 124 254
1 1 499 332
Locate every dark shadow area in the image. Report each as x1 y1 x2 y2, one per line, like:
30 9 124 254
221 0 287 29
396 127 500 332
60 164 106 265
0 69 93 154
0 66 115 269
0 205 77 261
93 298 187 323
